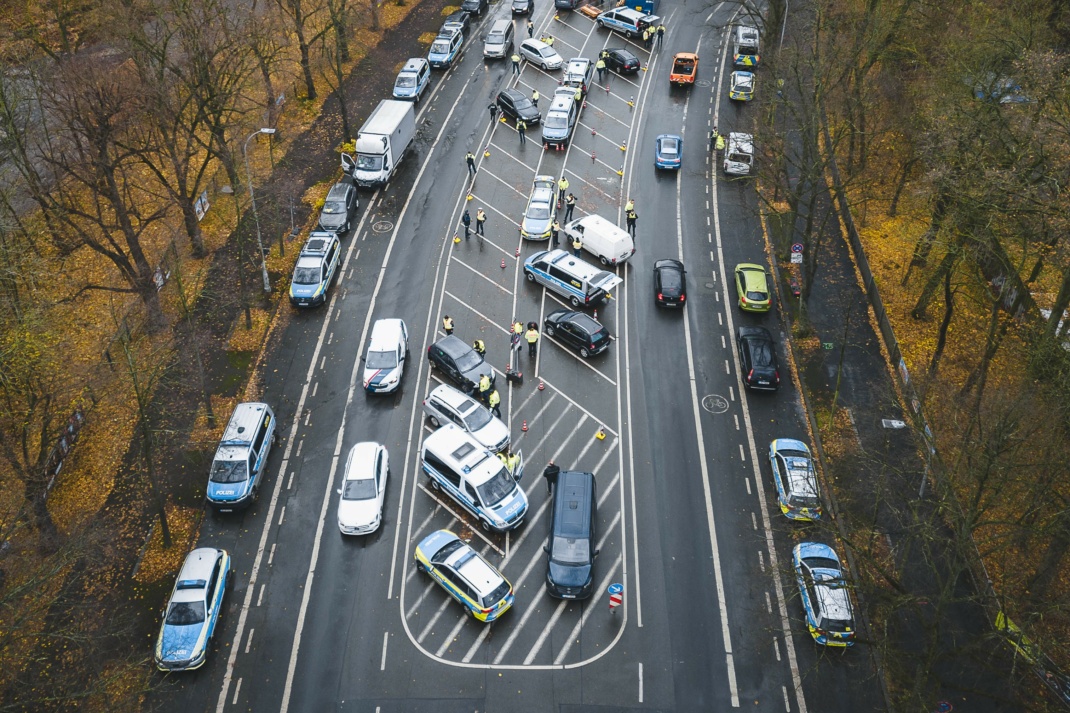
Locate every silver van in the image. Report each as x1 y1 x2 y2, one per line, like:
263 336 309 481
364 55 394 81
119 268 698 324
206 403 276 511
523 249 623 308
483 19 514 59
393 58 431 102
542 94 579 148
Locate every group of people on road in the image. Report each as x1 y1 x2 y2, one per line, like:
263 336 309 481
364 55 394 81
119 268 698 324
459 208 487 239
641 23 666 49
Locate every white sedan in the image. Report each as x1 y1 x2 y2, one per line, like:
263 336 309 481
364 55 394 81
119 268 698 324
337 442 389 535
519 38 563 70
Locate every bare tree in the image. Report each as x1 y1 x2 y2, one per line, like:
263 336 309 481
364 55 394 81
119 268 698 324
275 0 331 101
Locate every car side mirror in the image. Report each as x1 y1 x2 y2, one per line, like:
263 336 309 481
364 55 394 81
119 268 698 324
594 549 601 557
336 488 342 495
543 545 550 554
359 355 365 362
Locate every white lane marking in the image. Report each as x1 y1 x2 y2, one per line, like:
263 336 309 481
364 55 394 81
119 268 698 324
471 168 528 199
745 477 752 495
417 591 457 644
774 637 781 661
734 413 740 430
380 632 389 671
278 506 286 525
758 551 765 572
466 194 523 228
257 584 265 607
515 407 576 463
268 543 276 565
639 662 644 702
449 255 515 293
244 628 254 654
739 444 745 460
231 678 242 705
319 356 326 370
510 393 561 447
443 290 513 334
543 335 617 383
486 142 534 170
522 599 569 665
783 686 792 712
311 382 318 397
417 483 504 555
553 554 623 664
295 439 303 457
537 376 618 436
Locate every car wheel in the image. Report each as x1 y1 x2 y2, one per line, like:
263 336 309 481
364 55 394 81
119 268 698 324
599 255 609 266
429 415 441 428
544 324 555 337
526 271 536 282
579 346 591 358
480 518 493 532
415 561 426 573
598 18 607 28
430 477 441 491
428 359 436 370
569 296 581 308
626 29 634 38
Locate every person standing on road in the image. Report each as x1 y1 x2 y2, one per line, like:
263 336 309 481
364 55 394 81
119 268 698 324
527 19 534 37
517 119 527 145
532 88 540 108
596 57 607 83
656 24 665 48
544 462 560 495
478 373 491 403
511 320 523 354
473 338 486 356
488 388 501 418
489 102 499 123
465 151 476 177
626 206 638 237
564 192 576 221
476 208 487 235
550 220 561 249
557 176 569 203
572 234 582 256
525 323 540 358
461 209 471 239
641 27 651 48
443 315 454 335
511 52 521 76
624 197 634 214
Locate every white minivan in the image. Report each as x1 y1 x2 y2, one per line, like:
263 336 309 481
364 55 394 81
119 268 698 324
563 214 635 266
362 318 409 393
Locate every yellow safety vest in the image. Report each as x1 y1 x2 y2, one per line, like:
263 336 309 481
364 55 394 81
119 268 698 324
525 329 539 344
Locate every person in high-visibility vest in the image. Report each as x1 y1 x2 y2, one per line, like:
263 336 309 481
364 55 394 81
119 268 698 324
624 197 634 213
596 57 607 83
532 88 540 107
525 325 540 358
558 177 569 203
511 320 523 353
478 373 491 402
473 338 486 356
487 388 501 417
501 449 520 476
574 87 582 102
443 315 454 335
572 234 583 257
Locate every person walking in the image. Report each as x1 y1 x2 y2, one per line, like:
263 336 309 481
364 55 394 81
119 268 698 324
461 209 471 239
624 197 634 214
550 220 560 249
543 462 560 495
478 373 491 403
473 338 486 356
527 19 534 38
626 206 638 237
525 323 540 358
465 151 476 177
564 192 576 221
709 127 720 152
488 388 501 418
511 52 521 76
517 119 527 145
531 88 540 108
557 176 569 204
572 234 583 256
596 57 607 83
443 315 454 335
489 102 499 123
476 208 487 236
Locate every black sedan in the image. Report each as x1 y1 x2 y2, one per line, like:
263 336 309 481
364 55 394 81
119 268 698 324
736 326 780 391
653 258 686 307
512 0 531 13
544 309 611 358
604 48 641 75
428 335 496 393
497 89 541 125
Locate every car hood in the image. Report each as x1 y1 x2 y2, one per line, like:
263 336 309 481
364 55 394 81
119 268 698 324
488 486 528 524
549 561 592 588
471 418 510 451
157 622 206 663
290 281 324 298
319 213 346 229
363 365 401 389
461 363 494 385
522 214 552 235
207 479 250 501
338 498 380 528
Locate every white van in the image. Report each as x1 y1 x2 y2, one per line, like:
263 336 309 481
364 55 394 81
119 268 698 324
483 19 514 58
362 318 409 393
723 132 754 176
563 214 635 266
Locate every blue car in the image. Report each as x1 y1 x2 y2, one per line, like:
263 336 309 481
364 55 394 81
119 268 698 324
654 134 682 170
155 548 231 671
290 232 340 307
792 542 856 647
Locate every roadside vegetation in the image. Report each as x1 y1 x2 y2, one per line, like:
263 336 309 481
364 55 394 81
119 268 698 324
759 0 1070 709
0 0 435 708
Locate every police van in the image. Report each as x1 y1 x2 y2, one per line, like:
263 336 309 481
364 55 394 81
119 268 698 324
421 424 528 532
541 94 579 148
206 403 276 512
392 58 431 101
524 249 623 308
733 25 761 67
596 7 661 39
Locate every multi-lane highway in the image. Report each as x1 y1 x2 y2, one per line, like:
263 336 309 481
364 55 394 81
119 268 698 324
156 1 886 710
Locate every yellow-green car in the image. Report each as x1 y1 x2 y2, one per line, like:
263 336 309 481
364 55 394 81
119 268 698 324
729 71 755 101
414 530 514 622
734 263 771 312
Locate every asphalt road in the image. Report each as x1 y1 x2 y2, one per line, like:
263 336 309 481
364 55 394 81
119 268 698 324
154 1 887 711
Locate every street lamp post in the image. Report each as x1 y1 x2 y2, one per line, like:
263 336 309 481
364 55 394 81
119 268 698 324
243 128 276 292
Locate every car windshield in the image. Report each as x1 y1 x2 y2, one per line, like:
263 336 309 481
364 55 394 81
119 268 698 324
165 601 206 626
431 40 450 54
789 493 822 509
210 459 249 484
454 348 482 372
366 350 397 369
476 467 516 506
396 75 416 88
545 114 567 129
462 404 493 430
482 580 511 608
342 478 377 500
528 204 551 220
552 536 590 565
355 154 383 171
738 44 758 55
293 266 322 285
322 200 346 214
431 539 465 565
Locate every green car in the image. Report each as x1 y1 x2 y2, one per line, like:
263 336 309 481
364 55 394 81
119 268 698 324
734 263 771 312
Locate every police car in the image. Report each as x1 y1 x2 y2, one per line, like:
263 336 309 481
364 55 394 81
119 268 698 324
414 530 514 622
729 70 755 101
596 7 660 39
428 27 464 69
521 175 556 240
562 58 594 94
155 548 231 671
792 542 856 647
769 439 823 521
524 249 623 309
289 232 340 307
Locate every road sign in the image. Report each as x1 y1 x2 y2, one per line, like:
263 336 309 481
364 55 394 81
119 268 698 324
790 253 803 264
791 243 803 253
608 583 623 611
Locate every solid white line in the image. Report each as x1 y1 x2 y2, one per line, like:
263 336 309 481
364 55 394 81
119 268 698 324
544 335 617 383
538 376 618 436
380 632 389 671
522 600 569 665
417 593 456 645
443 290 513 334
472 168 528 199
449 255 514 293
639 662 644 702
553 554 622 664
417 483 504 555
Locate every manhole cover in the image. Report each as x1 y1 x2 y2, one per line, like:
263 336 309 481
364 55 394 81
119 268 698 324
696 80 712 88
705 282 715 289
372 220 393 233
701 394 729 414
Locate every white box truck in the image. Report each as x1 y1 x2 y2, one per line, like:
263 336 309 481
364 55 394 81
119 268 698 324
341 100 416 187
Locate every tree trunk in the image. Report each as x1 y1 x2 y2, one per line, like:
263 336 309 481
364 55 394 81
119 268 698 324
960 296 1003 400
298 30 316 100
902 189 951 286
1027 508 1070 604
911 244 960 319
926 267 954 384
368 0 380 31
888 157 918 218
180 197 207 257
258 53 278 127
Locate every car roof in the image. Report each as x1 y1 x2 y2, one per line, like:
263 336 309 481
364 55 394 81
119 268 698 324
430 383 478 410
447 546 505 596
533 174 556 188
654 258 684 271
326 182 352 200
344 442 380 481
423 425 502 486
608 47 637 59
738 325 773 340
548 95 572 112
500 88 524 101
301 234 336 256
565 58 590 73
435 334 473 358
530 187 554 204
554 471 594 536
369 318 405 347
221 403 269 445
437 26 462 40
173 548 222 602
732 71 755 85
521 38 549 51
401 58 427 72
777 449 817 497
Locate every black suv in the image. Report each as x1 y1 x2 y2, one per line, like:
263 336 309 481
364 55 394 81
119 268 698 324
544 309 610 358
317 182 359 236
497 89 541 125
604 48 641 74
736 326 780 391
428 335 496 393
